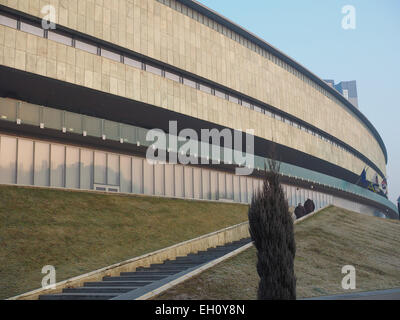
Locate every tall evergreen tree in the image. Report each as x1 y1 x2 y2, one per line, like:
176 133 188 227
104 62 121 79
248 160 296 300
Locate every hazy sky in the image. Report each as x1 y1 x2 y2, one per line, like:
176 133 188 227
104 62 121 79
198 0 400 204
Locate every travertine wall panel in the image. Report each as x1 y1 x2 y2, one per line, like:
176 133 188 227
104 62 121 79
0 0 386 179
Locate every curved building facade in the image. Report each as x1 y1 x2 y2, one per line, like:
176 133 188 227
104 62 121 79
0 0 397 218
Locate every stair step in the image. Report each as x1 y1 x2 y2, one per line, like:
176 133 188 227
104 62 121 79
121 271 178 276
84 281 152 287
63 287 137 294
162 260 202 265
103 275 167 282
135 267 184 273
149 263 196 269
39 293 117 300
170 258 210 264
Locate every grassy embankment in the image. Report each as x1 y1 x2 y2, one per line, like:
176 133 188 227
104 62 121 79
0 185 248 299
155 206 400 300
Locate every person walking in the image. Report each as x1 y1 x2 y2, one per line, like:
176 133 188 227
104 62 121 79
294 203 306 219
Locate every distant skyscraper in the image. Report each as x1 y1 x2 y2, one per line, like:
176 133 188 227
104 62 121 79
324 79 335 88
324 80 359 108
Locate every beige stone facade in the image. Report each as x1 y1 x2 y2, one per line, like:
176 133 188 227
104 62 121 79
0 0 387 181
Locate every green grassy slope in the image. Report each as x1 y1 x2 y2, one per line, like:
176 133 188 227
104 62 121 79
154 206 400 300
0 185 248 299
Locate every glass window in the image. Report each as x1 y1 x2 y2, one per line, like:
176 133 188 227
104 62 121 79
20 102 40 126
104 120 120 141
0 99 17 122
20 22 44 37
124 57 141 69
215 90 225 99
0 14 17 29
228 95 239 104
48 31 72 46
242 101 251 109
137 127 150 146
121 124 136 144
65 112 82 134
199 84 212 94
42 107 62 130
75 40 98 55
183 78 196 89
101 48 120 62
84 116 102 137
146 64 162 76
165 71 180 82
254 106 263 113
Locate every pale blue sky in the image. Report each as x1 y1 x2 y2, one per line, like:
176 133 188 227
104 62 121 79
198 0 400 204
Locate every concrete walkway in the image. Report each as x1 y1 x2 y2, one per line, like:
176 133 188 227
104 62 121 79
304 288 400 300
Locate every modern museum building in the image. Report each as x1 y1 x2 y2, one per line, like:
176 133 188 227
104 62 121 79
0 0 397 219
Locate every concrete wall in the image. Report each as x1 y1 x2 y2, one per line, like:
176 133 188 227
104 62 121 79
0 0 386 182
332 196 386 218
1 132 387 219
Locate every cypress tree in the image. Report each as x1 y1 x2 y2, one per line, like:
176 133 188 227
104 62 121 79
248 160 296 300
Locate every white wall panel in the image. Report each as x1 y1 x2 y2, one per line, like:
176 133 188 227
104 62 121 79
218 172 226 200
240 176 247 203
233 175 240 202
94 151 107 185
0 136 17 184
193 167 202 199
120 156 132 193
154 163 165 196
174 165 184 198
80 149 93 190
164 164 174 197
300 189 305 204
184 167 193 199
143 160 154 195
252 179 259 198
107 154 120 186
65 147 80 189
50 144 65 188
202 169 210 200
226 173 233 200
210 171 218 200
247 178 253 203
17 139 33 186
132 157 143 194
34 142 50 187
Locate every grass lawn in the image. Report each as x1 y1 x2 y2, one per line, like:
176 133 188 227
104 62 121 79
154 206 400 300
0 185 248 299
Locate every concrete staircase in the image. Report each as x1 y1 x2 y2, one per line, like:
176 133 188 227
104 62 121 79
39 237 252 300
